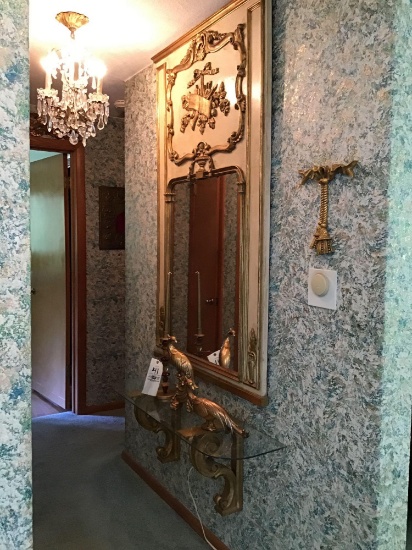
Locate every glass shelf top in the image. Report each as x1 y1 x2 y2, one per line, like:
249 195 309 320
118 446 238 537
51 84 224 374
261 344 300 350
119 388 286 461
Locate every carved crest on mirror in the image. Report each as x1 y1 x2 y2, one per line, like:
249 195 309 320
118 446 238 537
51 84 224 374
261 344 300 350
166 24 246 168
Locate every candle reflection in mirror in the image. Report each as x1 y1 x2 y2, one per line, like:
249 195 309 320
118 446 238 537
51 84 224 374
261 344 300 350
159 271 172 398
195 271 204 355
164 271 172 338
196 271 202 335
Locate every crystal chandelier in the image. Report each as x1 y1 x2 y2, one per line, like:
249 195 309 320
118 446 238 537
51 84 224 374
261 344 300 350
37 12 109 147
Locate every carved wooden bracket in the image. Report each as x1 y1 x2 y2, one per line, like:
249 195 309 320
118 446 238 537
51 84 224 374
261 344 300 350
133 403 180 463
187 428 243 516
132 377 246 516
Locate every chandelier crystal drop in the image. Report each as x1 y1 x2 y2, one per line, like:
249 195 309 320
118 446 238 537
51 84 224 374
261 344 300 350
37 12 109 147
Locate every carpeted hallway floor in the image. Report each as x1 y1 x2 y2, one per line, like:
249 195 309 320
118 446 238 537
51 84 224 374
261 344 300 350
32 412 209 550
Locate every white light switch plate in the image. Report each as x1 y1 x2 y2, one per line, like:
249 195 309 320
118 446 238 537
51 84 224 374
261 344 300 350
308 268 337 310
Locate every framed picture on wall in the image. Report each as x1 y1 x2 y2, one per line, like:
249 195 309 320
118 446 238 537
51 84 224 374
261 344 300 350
99 186 125 250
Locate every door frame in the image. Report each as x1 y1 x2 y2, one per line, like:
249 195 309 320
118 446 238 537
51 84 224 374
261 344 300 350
30 134 87 414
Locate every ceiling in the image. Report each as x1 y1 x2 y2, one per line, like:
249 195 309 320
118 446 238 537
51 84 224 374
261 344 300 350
29 0 230 114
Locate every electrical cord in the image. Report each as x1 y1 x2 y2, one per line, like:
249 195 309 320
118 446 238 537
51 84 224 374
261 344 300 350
187 466 219 550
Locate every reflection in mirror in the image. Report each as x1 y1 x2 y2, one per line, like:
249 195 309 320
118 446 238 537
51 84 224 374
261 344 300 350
171 172 239 372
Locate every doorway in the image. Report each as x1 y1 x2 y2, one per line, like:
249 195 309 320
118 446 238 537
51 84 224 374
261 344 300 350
187 176 226 355
30 150 69 412
30 133 87 414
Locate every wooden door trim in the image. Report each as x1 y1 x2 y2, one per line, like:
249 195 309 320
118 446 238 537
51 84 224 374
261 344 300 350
30 136 87 414
63 153 72 410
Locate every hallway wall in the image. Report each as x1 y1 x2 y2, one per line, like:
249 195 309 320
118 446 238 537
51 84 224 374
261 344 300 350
0 0 32 547
85 117 125 407
125 1 412 549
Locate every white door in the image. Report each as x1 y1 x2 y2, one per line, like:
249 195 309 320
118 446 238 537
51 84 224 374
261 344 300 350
31 153 67 408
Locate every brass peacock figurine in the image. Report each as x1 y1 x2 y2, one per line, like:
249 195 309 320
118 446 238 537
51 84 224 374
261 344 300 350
164 335 247 437
186 389 248 437
164 335 197 410
219 328 236 369
165 335 198 391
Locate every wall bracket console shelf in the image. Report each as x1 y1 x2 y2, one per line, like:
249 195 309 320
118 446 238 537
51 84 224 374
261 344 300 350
119 389 286 516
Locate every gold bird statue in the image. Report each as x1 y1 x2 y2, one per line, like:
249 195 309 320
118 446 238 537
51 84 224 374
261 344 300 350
219 328 236 369
165 335 198 391
187 390 247 437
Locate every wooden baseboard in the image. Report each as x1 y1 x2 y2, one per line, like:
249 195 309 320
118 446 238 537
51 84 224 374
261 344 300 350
79 400 125 414
122 450 230 550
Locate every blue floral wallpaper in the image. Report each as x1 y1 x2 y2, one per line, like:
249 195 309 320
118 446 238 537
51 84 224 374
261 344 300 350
0 0 32 548
377 1 412 545
125 1 412 549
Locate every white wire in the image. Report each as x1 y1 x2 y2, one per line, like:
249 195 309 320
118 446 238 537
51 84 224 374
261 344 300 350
187 466 219 550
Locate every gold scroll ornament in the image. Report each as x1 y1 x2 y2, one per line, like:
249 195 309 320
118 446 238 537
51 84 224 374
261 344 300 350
166 25 246 167
299 161 358 254
181 62 231 135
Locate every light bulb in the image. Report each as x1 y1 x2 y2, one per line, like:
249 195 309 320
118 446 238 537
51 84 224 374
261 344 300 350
40 50 59 74
87 57 107 79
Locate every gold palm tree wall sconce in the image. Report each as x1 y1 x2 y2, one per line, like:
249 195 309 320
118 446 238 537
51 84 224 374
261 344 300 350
299 161 358 254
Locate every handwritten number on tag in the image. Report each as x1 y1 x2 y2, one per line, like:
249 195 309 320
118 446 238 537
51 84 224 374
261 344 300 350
142 359 162 396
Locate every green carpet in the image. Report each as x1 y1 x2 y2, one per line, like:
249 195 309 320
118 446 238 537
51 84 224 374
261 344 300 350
32 412 209 550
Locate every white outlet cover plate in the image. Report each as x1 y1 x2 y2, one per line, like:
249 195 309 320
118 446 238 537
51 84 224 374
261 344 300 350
308 268 337 310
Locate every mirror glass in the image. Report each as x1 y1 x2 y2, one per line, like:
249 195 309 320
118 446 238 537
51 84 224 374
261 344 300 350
170 171 240 371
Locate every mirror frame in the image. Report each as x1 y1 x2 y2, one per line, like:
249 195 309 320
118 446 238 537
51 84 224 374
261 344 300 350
154 0 271 406
157 162 268 406
162 165 246 376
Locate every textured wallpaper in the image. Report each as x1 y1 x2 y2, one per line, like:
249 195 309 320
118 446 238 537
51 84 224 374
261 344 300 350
222 172 238 347
0 0 32 548
377 1 412 545
125 66 158 394
171 182 190 349
85 117 125 406
125 1 412 549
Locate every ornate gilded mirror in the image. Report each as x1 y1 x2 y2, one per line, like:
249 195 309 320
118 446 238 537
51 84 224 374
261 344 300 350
154 0 270 404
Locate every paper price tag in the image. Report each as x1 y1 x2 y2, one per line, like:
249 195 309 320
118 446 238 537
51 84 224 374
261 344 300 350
142 358 162 396
207 350 221 366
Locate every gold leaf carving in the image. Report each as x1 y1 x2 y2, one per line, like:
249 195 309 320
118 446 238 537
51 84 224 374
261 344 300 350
180 62 230 135
245 328 258 388
166 24 246 167
299 161 358 254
